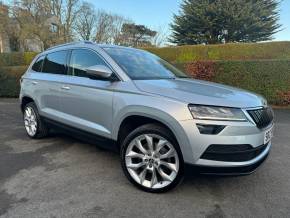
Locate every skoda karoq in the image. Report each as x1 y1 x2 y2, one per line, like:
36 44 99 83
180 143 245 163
20 41 274 192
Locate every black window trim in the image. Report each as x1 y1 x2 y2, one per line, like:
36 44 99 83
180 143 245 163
67 49 72 76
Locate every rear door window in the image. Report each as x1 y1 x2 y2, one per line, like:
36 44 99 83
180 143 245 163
42 50 68 75
31 56 45 72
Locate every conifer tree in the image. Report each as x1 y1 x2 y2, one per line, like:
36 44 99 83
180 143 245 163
170 0 281 45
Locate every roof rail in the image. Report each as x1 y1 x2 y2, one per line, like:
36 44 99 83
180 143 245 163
46 41 95 51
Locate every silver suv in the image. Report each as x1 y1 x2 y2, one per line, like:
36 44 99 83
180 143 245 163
20 41 274 192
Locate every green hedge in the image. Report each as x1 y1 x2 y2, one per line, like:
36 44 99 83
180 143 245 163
0 52 37 67
145 41 290 63
174 60 290 105
0 66 28 97
213 60 290 105
1 41 290 66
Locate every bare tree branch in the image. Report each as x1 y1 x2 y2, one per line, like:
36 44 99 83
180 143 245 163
151 25 169 47
74 1 96 40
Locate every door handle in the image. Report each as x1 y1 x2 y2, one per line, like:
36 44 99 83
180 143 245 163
32 81 38 85
61 86 71 90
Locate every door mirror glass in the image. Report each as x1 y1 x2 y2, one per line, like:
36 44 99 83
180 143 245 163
86 65 113 79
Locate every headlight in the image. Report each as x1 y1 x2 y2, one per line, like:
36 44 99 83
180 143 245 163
189 105 247 121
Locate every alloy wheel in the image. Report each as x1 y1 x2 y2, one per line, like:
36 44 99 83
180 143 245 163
125 134 179 189
24 106 37 137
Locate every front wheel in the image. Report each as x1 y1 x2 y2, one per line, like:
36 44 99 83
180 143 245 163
121 124 184 193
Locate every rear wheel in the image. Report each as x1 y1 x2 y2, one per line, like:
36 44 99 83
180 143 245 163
121 124 184 193
23 102 49 139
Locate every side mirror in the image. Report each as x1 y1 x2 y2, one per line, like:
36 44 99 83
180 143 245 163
86 65 113 79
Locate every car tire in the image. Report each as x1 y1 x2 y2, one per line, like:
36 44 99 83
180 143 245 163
23 102 49 139
121 123 184 193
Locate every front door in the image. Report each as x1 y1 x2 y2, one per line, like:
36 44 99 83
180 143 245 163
58 49 115 138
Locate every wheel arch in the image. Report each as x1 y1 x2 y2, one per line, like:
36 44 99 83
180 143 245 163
116 114 177 146
113 107 193 162
21 96 35 112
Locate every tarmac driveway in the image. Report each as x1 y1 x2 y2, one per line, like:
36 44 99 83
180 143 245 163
0 99 290 218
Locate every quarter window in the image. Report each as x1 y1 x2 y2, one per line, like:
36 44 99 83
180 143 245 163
68 49 107 78
31 56 45 72
42 51 68 75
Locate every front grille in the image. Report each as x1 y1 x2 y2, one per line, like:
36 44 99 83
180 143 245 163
200 143 268 162
247 107 274 129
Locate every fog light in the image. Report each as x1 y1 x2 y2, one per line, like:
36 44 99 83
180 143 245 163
196 124 225 135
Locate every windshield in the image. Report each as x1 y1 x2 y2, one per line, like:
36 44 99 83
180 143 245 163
103 47 188 80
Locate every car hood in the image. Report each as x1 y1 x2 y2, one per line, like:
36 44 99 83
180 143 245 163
133 78 266 108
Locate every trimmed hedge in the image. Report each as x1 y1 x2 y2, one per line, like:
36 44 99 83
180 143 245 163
0 52 37 67
145 41 290 63
1 41 289 67
213 60 290 105
178 60 290 105
0 66 28 97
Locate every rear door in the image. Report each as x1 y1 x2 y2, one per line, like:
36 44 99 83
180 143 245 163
57 48 115 138
26 50 69 120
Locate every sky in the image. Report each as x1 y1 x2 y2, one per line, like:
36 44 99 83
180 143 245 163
3 0 289 41
87 0 290 41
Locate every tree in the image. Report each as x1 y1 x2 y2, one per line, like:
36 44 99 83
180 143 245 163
9 0 82 49
93 10 130 44
11 0 61 50
120 23 157 47
109 14 130 45
94 10 114 43
0 3 20 51
63 0 81 42
74 2 96 40
170 0 281 45
151 25 169 47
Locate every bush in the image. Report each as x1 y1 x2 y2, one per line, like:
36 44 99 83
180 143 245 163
0 52 37 67
185 61 216 81
277 91 290 105
24 52 38 65
145 41 290 63
175 60 290 105
0 66 28 97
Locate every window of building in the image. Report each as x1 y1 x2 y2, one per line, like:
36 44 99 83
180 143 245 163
50 23 58 33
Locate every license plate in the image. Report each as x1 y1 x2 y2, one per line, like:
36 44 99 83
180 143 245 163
264 126 274 144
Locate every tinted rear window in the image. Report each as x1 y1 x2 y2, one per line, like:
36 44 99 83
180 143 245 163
42 51 68 74
31 56 45 72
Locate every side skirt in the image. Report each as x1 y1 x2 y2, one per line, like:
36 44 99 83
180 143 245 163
42 116 119 152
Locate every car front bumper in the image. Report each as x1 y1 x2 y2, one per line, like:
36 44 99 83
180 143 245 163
177 117 273 173
192 143 271 175
186 149 269 175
